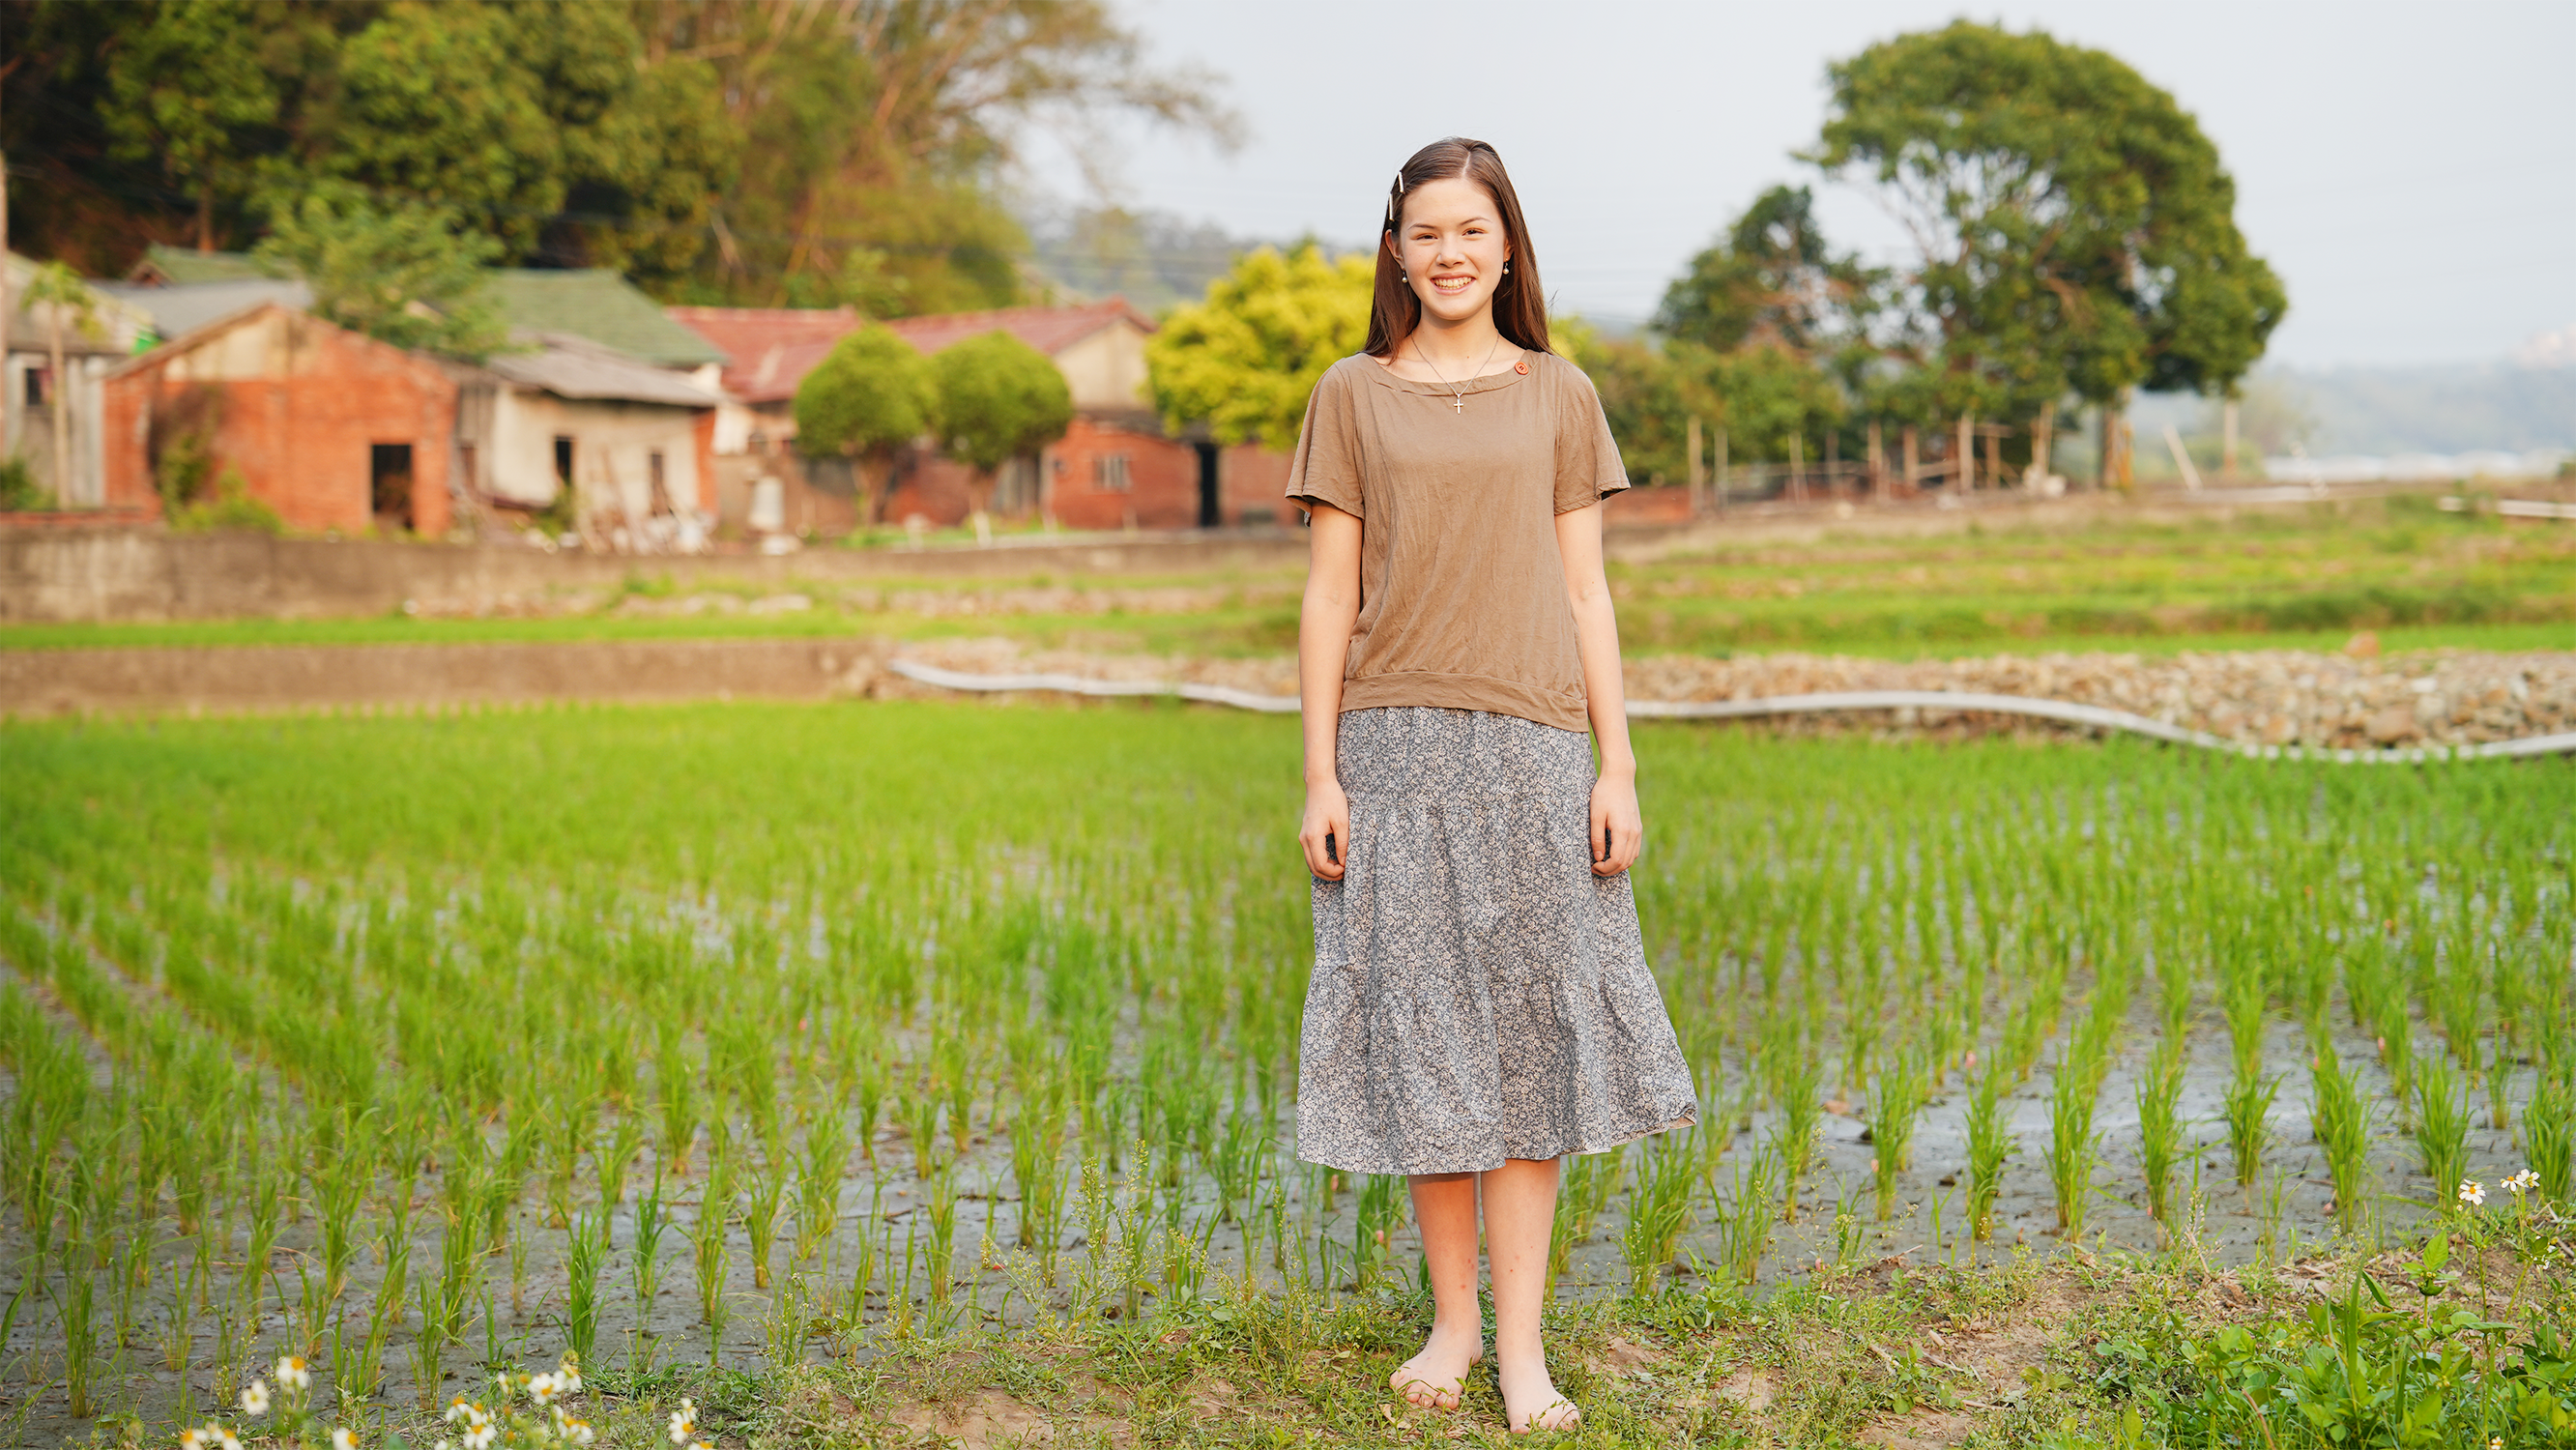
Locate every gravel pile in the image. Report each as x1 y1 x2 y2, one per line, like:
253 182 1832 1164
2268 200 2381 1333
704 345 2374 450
891 636 2576 747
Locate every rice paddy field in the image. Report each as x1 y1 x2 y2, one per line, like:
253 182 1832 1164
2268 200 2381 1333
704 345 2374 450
4 699 2575 1446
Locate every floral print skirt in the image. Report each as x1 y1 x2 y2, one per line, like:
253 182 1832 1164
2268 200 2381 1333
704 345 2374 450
1295 707 1700 1176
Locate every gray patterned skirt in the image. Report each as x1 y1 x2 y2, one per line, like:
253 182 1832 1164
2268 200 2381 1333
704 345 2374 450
1295 707 1700 1175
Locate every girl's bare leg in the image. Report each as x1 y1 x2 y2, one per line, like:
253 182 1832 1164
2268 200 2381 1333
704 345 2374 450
1482 1156 1578 1432
1391 1172 1483 1408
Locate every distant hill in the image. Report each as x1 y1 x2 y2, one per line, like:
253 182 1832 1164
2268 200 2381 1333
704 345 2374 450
1022 205 1357 317
2132 363 2576 454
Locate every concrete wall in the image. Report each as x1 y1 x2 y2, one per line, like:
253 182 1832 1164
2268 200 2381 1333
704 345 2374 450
1054 323 1152 411
474 388 705 522
3 353 111 508
101 307 455 537
0 526 1312 623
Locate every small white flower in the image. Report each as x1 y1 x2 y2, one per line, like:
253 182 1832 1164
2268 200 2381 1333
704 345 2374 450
464 1423 498 1450
2506 1170 2541 1195
2460 1178 2488 1207
332 1429 361 1450
240 1380 271 1416
528 1372 562 1406
180 1429 211 1450
216 1432 244 1450
276 1356 311 1391
669 1398 699 1445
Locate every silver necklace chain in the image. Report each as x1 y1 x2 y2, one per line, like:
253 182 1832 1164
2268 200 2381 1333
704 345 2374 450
1412 334 1506 413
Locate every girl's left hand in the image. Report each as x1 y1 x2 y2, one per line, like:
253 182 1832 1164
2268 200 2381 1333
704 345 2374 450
1588 772 1641 877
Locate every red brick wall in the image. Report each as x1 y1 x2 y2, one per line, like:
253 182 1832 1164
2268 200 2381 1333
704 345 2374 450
1219 443 1299 527
1043 418 1196 531
1603 485 1693 526
102 308 456 538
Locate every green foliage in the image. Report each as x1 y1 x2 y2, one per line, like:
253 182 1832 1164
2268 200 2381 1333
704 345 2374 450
251 185 507 361
1146 244 1375 450
1814 21 2286 417
1658 185 1876 360
0 456 47 513
99 0 279 246
166 469 285 536
795 327 936 465
928 331 1074 478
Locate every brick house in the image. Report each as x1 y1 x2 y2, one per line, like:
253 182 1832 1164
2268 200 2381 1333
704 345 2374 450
100 303 459 536
669 298 1298 535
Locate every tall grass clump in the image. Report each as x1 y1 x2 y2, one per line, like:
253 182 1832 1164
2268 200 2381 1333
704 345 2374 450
2310 1050 2372 1237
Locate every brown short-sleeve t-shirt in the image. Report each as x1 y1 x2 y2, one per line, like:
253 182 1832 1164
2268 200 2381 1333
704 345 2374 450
1285 350 1629 733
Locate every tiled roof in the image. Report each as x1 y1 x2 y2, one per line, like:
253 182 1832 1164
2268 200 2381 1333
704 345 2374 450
666 305 864 403
482 270 727 368
96 278 313 340
881 298 1155 360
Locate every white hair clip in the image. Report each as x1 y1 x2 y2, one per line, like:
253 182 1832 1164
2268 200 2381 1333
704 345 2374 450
1394 172 1406 194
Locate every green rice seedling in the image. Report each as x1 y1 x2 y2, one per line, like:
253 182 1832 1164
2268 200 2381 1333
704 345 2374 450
853 1059 887 1171
2309 1051 2371 1236
60 1266 97 1418
564 1204 607 1369
2136 1040 2185 1223
796 1111 849 1264
2482 1030 2512 1132
901 1088 943 1180
2222 1070 2278 1190
1204 1104 1263 1228
924 1163 960 1306
844 1191 880 1330
1964 1067 2013 1241
2412 1048 2472 1213
1773 1050 1822 1221
693 1156 733 1334
741 1156 785 1290
1620 1132 1696 1294
655 1028 700 1174
2221 970 2267 1088
1716 1142 1780 1285
1869 1054 1925 1221
599 1115 645 1211
630 1168 669 1374
2043 1053 2100 1235
2530 1074 2574 1202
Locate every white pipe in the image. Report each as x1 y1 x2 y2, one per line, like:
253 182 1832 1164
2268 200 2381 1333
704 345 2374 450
882 659 2576 762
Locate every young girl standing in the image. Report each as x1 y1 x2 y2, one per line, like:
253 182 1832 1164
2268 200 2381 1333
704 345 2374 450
1288 137 1699 1434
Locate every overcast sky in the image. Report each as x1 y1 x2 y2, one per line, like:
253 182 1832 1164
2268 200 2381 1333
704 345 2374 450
1022 1 2576 370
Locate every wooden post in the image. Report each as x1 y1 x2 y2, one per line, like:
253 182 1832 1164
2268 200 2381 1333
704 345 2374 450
1713 428 1728 509
1867 419 1885 500
1900 424 1918 494
1983 425 2001 494
1824 428 1840 496
2221 396 2240 479
1687 415 1704 516
2096 405 2112 490
1788 433 1806 504
1956 413 1974 491
2161 421 2203 491
2031 400 2055 487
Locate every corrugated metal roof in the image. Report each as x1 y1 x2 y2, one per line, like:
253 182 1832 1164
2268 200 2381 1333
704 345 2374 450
129 245 270 285
485 332 720 407
95 278 313 340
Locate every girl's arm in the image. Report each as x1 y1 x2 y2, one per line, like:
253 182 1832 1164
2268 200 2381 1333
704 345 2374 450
1298 503 1364 880
1555 502 1640 876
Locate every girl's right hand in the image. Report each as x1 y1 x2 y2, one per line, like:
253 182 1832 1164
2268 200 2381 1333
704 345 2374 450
1300 781 1350 881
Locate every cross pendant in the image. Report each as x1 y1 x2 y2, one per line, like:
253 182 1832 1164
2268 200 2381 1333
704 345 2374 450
1451 395 1464 413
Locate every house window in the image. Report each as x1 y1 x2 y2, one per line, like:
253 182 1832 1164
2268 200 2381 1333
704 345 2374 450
553 436 575 487
1091 453 1131 493
648 450 672 514
22 366 45 407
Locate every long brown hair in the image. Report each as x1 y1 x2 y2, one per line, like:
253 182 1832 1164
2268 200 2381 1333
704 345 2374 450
1364 137 1550 359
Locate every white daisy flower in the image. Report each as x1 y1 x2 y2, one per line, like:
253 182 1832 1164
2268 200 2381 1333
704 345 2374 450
240 1380 271 1416
2459 1178 2487 1207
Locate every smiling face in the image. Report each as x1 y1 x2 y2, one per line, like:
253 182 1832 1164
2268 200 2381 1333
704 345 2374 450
1390 176 1513 330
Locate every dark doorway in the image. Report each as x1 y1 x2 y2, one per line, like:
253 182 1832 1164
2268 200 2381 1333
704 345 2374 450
369 443 415 532
1195 441 1222 528
553 436 575 490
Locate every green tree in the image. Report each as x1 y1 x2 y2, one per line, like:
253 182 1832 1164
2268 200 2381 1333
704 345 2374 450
20 262 104 505
1658 186 1875 361
252 186 507 361
100 0 279 251
928 331 1073 519
795 326 937 525
1145 244 1374 450
1812 21 2286 441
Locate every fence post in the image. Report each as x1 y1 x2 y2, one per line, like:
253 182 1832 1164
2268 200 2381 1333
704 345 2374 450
1687 415 1704 517
1788 434 1806 504
1714 429 1728 510
1957 413 1975 491
2031 400 2055 487
1900 425 1918 495
1867 420 1885 500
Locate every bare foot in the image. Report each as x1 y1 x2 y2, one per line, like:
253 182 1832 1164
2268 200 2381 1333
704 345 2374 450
1499 1356 1579 1434
1388 1322 1483 1410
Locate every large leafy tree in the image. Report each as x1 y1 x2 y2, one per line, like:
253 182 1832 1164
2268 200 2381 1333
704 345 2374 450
928 331 1073 516
251 184 507 362
99 0 278 252
794 325 937 524
1812 21 2286 427
1658 186 1875 362
1145 245 1375 450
